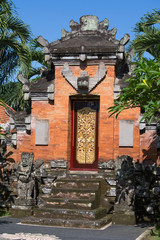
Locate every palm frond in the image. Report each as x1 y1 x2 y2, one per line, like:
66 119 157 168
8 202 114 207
7 16 31 42
134 9 160 33
133 32 160 58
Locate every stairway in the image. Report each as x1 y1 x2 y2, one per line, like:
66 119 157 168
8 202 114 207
22 174 112 228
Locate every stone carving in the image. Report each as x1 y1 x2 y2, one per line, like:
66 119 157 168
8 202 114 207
69 20 80 32
61 62 107 93
98 160 115 169
80 15 99 31
77 72 89 92
50 160 68 169
59 15 122 41
113 155 160 224
120 34 130 46
99 18 109 31
17 74 30 100
37 35 50 63
115 156 135 209
76 107 96 164
113 155 136 224
61 63 77 90
89 62 107 91
16 152 35 200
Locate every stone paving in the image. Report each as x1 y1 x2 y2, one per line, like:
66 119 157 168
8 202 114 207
0 217 150 240
0 233 60 240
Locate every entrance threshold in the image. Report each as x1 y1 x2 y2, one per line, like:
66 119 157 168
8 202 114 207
69 170 98 175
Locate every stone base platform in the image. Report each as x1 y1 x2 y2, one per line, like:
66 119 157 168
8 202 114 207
112 211 136 225
22 215 112 229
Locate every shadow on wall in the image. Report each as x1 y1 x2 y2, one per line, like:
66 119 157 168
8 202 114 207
141 130 157 164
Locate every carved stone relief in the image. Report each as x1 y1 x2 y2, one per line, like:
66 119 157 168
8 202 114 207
61 62 107 93
76 107 96 164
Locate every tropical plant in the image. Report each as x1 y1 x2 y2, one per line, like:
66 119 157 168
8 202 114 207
132 9 160 59
108 58 160 124
109 9 160 124
0 0 31 84
0 82 25 111
0 37 48 110
0 0 48 110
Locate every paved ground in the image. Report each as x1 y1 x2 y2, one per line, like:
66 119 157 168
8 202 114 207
0 217 149 240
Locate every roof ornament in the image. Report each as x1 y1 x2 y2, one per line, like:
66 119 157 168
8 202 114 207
62 62 107 93
17 74 30 101
79 45 86 62
37 36 51 63
80 15 99 31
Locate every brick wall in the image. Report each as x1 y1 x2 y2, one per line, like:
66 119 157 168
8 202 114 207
15 64 157 164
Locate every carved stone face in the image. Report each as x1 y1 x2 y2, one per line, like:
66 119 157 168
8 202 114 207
21 152 34 167
21 154 29 167
77 72 89 90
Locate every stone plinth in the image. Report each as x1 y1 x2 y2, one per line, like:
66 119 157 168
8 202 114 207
112 210 136 225
11 198 36 218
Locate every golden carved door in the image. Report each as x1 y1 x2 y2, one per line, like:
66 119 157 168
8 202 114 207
71 101 99 170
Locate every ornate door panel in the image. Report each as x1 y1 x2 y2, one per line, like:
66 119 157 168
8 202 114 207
71 101 99 170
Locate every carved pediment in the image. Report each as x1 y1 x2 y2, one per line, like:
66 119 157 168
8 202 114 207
61 62 107 93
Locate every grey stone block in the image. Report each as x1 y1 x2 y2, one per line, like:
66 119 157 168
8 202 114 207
51 160 68 169
106 187 116 197
11 133 17 146
25 115 31 124
35 119 49 145
98 160 115 169
80 15 99 31
119 120 134 147
24 92 30 100
106 179 116 186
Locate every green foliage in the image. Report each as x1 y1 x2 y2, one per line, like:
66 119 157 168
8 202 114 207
150 225 160 239
0 0 47 110
25 38 48 80
108 58 160 124
0 37 47 111
0 0 31 83
0 81 30 111
132 9 160 59
109 10 160 123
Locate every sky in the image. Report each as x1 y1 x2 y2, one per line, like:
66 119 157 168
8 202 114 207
13 0 160 44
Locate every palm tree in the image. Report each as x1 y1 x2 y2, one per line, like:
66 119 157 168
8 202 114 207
0 0 48 111
132 9 160 59
0 0 31 84
0 38 49 111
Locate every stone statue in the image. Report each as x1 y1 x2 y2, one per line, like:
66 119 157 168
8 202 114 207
113 155 136 225
17 152 35 200
115 155 135 210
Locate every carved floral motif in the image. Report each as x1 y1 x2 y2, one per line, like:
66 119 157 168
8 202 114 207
76 107 96 164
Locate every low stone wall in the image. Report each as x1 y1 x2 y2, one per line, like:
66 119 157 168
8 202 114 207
0 154 159 225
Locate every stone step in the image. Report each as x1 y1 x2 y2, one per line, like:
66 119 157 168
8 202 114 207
67 172 100 179
42 197 98 210
51 188 98 199
23 215 112 229
34 207 107 220
52 179 100 190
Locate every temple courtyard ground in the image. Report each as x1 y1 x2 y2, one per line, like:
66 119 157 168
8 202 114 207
0 216 151 240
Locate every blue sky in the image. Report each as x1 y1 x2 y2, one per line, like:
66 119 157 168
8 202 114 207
13 0 160 44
